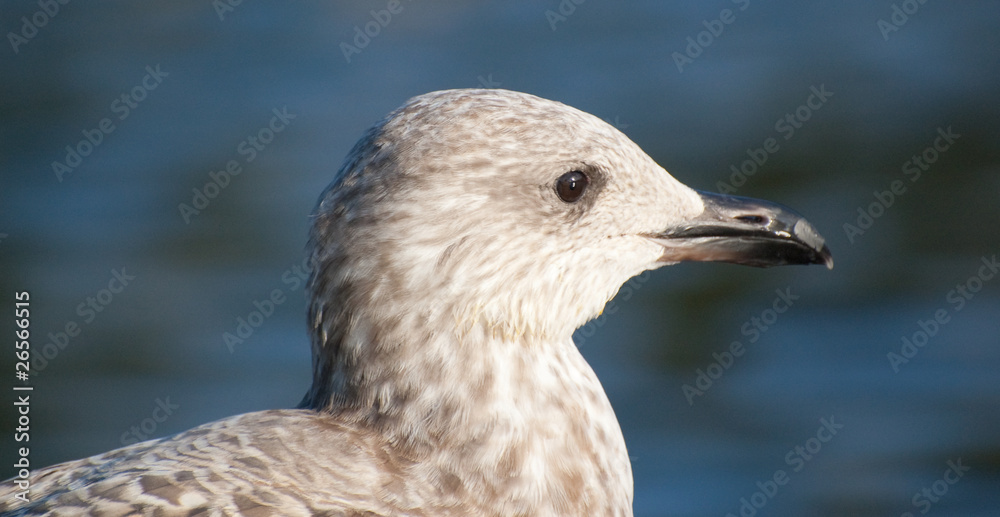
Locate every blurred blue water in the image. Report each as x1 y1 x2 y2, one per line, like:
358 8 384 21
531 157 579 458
2 2 999 515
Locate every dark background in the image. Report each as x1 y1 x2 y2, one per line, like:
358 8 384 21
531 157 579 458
2 2 999 516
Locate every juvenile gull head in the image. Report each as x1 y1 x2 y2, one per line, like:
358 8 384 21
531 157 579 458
3 89 831 516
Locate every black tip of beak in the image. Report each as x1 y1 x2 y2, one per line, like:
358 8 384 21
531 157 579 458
649 191 833 269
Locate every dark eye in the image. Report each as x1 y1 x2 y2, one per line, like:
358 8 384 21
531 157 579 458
555 170 589 203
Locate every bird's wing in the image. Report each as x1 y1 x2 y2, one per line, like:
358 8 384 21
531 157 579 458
1 409 423 516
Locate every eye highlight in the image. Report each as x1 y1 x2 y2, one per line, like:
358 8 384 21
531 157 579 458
555 170 589 203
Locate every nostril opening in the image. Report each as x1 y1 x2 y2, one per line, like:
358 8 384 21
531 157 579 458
736 214 768 225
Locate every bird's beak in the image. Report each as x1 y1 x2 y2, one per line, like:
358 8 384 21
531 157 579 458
648 191 833 269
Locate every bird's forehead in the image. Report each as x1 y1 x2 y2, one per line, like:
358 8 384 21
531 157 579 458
385 90 648 175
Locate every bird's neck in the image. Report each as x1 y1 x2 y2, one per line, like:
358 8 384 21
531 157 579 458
304 309 633 515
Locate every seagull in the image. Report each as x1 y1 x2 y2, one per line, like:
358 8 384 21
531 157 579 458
2 89 831 516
